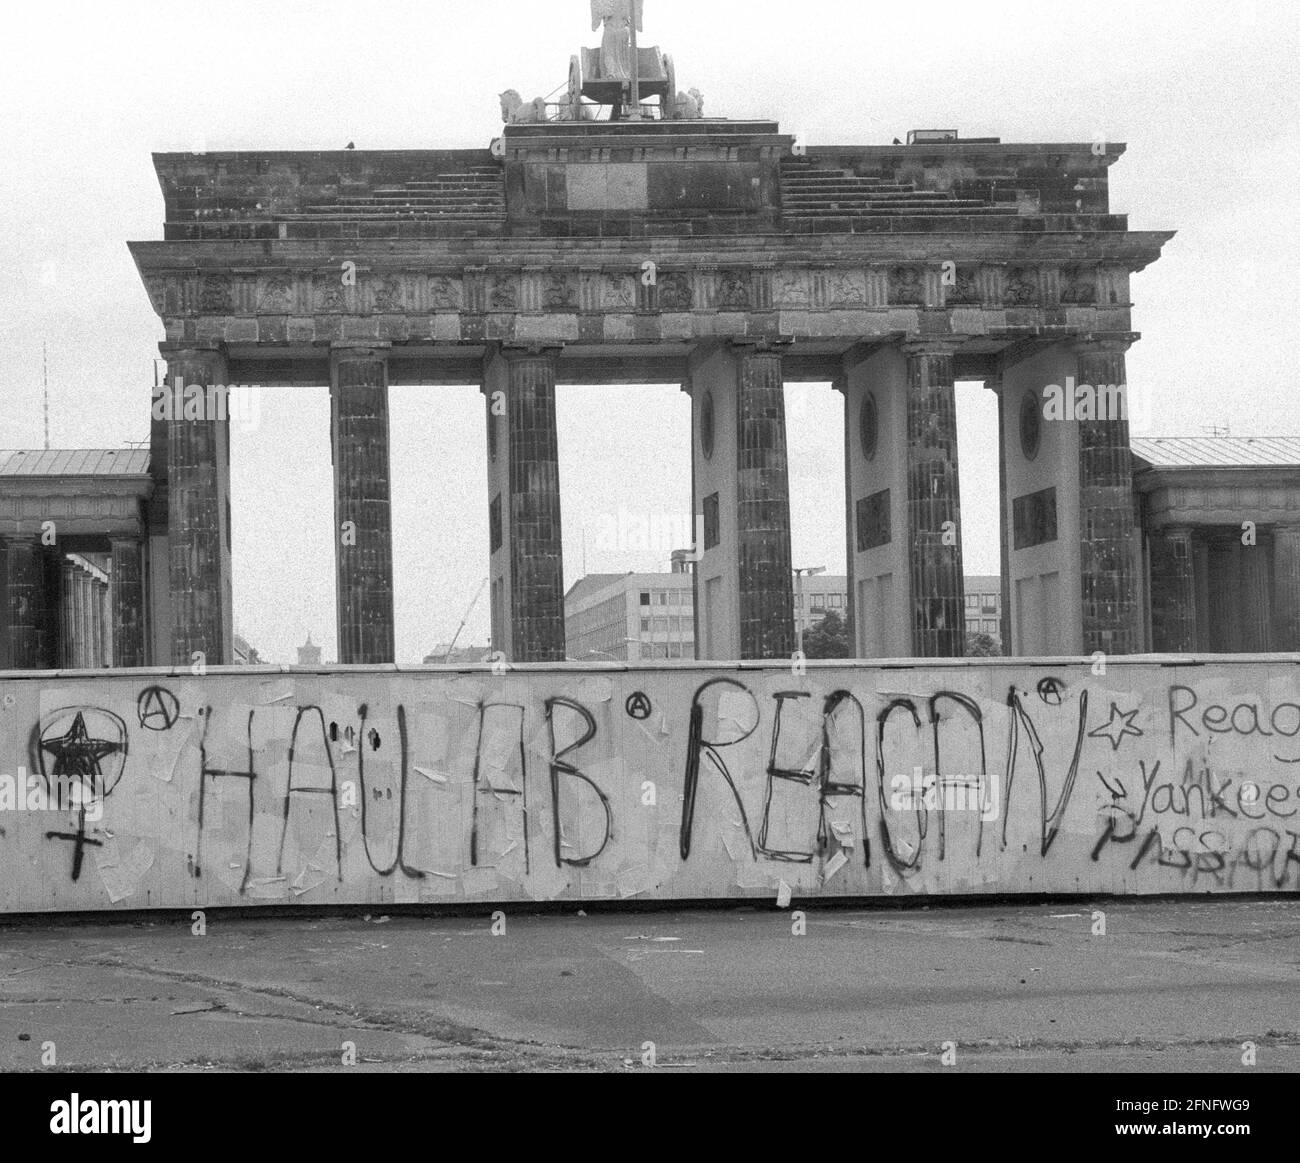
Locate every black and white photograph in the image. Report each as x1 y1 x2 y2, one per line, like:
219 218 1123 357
0 0 1296 1129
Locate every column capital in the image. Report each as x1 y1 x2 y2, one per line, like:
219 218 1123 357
1068 331 1139 356
729 337 793 355
330 342 391 362
501 342 563 361
159 341 227 362
901 337 964 358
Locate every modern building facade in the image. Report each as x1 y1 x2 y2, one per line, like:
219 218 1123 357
566 568 1006 660
964 575 1003 641
565 569 695 661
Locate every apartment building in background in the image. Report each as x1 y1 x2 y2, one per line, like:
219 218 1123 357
566 565 1000 660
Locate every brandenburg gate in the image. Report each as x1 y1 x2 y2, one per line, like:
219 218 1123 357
125 4 1172 667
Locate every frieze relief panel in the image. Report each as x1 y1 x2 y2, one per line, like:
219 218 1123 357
600 272 636 310
888 265 923 306
657 271 693 310
487 272 518 311
945 264 981 306
1004 266 1040 306
1060 265 1098 306
428 274 464 311
314 272 346 313
772 269 811 308
199 275 232 314
716 269 752 309
542 272 578 310
370 273 406 314
257 273 293 314
827 269 868 308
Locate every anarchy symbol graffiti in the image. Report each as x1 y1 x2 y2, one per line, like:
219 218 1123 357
625 691 652 720
1036 677 1065 706
137 685 180 731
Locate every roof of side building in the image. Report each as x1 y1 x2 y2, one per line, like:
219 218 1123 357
0 449 151 477
1131 436 1300 469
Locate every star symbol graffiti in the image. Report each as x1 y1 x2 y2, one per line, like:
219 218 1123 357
1088 702 1144 751
41 712 123 794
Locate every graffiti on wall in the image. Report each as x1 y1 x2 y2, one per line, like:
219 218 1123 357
0 662 1297 911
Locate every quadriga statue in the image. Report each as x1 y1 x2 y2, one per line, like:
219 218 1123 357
499 90 548 124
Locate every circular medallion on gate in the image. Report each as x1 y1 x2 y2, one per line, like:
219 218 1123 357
860 392 879 461
700 390 715 459
1020 389 1042 461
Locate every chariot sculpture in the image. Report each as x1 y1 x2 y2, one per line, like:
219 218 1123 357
502 2 700 124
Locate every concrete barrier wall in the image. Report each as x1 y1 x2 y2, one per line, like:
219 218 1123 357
1 659 1297 911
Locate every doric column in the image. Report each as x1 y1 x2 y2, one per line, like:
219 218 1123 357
688 340 794 660
330 344 395 664
988 377 1013 653
60 558 77 668
89 575 104 667
1193 538 1211 649
1241 537 1270 651
833 374 856 656
79 570 95 668
71 567 84 668
99 578 114 667
110 537 146 667
483 346 566 662
1075 338 1140 655
736 344 794 659
1273 525 1300 651
1149 525 1196 652
1228 540 1247 651
903 342 965 657
2 536 52 669
163 343 233 666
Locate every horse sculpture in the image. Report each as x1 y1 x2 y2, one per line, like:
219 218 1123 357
499 89 549 124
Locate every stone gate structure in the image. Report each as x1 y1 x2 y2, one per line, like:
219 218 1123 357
123 85 1177 667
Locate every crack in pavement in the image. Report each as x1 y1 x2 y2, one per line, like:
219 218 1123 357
60 954 577 1063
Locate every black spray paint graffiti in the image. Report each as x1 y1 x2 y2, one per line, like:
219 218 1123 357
1003 686 1088 858
355 704 422 879
470 702 529 872
24 674 1300 895
875 699 925 874
874 692 992 875
136 686 180 731
546 697 612 868
758 690 868 863
30 707 128 880
680 678 758 861
680 680 869 865
193 704 256 890
278 706 343 883
1091 754 1300 888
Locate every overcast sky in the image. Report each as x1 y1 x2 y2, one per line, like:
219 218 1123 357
1 1 1297 663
